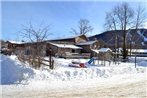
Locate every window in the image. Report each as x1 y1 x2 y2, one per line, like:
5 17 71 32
25 49 30 55
72 49 75 53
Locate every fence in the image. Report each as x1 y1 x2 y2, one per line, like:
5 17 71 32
64 53 91 59
18 54 54 69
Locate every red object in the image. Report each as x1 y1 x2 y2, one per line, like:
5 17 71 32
79 63 85 67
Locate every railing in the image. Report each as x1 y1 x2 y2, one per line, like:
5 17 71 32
18 55 54 69
64 53 91 59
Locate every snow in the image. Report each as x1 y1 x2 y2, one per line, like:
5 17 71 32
98 48 112 52
0 55 35 84
1 54 147 97
128 49 147 53
7 40 25 44
77 41 96 45
49 42 82 49
91 49 99 53
91 48 112 53
1 54 147 85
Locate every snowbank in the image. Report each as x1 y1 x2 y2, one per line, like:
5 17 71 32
32 65 145 83
0 55 35 85
0 55 146 85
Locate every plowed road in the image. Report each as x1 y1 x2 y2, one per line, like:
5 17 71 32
2 80 147 98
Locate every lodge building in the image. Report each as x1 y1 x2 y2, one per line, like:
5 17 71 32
6 34 113 60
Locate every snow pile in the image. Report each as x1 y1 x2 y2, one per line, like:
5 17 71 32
31 67 141 82
0 55 35 85
0 55 146 85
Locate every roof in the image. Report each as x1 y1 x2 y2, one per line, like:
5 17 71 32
91 49 99 53
7 41 26 44
49 42 82 49
76 41 96 45
98 48 112 52
48 34 87 41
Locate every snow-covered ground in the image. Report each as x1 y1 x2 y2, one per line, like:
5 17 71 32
0 54 147 98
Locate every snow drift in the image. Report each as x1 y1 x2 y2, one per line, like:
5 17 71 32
0 55 146 85
0 55 35 84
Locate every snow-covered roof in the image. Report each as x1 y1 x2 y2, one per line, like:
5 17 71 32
49 42 82 49
77 41 96 45
91 48 112 53
7 41 25 44
91 49 99 53
98 48 112 52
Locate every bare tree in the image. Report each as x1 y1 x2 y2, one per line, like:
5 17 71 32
104 2 146 61
105 12 119 63
21 23 51 42
20 22 51 57
129 5 146 56
71 19 93 35
134 5 146 29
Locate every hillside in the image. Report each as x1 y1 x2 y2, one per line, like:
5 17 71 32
89 29 147 49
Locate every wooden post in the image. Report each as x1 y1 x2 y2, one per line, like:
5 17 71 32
38 56 41 68
51 60 54 69
31 57 33 66
29 55 31 65
49 48 53 69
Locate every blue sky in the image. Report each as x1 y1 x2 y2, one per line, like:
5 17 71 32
1 0 146 41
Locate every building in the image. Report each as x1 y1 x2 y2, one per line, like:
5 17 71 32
97 48 113 61
47 42 82 57
6 35 90 57
6 34 104 58
77 40 103 57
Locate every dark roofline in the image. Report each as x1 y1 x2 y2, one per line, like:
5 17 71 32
46 34 88 42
